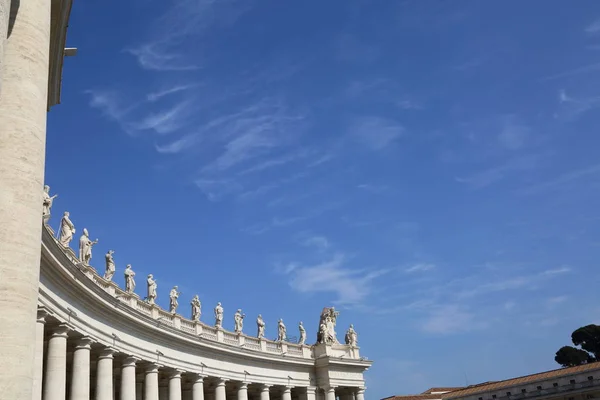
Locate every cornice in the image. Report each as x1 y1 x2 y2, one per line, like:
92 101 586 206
47 0 74 110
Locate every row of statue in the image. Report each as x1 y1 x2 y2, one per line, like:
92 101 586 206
43 185 358 347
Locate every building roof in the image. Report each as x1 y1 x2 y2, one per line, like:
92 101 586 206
443 363 600 399
382 394 449 400
422 388 466 394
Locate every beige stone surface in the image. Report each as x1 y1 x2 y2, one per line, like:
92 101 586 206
0 0 9 95
0 0 51 398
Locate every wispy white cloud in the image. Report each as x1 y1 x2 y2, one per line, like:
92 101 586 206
405 263 436 273
128 101 192 135
126 0 251 71
520 164 600 195
455 154 541 188
420 304 485 334
555 89 600 121
541 62 600 81
281 253 390 305
147 84 198 102
586 18 600 34
299 235 331 251
497 119 530 151
124 45 199 72
349 116 404 151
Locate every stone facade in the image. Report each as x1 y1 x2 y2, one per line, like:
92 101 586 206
37 224 371 399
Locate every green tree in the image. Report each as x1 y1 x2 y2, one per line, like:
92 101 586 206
555 346 594 367
555 324 600 367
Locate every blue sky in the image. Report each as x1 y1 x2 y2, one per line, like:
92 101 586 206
46 0 600 398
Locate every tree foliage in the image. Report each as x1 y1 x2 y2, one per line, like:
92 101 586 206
555 346 594 367
555 324 600 367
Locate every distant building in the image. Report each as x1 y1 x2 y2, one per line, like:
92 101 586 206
383 387 466 400
383 363 600 400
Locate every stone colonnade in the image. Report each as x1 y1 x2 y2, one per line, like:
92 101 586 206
36 309 365 400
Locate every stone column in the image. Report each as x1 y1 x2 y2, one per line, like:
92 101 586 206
354 388 365 400
144 364 160 400
70 337 93 400
304 387 317 400
191 375 205 400
214 378 227 400
42 324 70 400
259 384 271 400
281 386 292 400
237 382 248 400
324 386 336 400
95 348 115 400
120 356 138 400
168 370 183 400
32 309 48 400
0 0 9 91
0 0 52 395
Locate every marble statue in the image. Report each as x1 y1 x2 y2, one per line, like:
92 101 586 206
146 274 157 305
58 211 76 247
345 324 358 346
256 314 265 338
298 321 306 345
214 302 223 328
104 250 116 281
78 228 98 265
234 309 246 333
318 321 328 344
42 185 58 221
124 264 136 293
191 295 201 321
169 286 180 313
316 307 339 344
277 318 287 342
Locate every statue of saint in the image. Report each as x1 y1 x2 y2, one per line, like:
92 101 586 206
124 264 136 293
169 286 180 313
277 319 287 342
234 309 245 333
191 295 201 321
42 185 58 221
298 321 306 345
345 324 358 346
256 314 265 338
104 250 116 281
214 302 224 328
58 211 75 247
316 307 339 344
146 274 157 304
78 228 98 265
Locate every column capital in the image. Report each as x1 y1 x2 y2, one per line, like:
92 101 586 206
355 387 366 393
98 347 116 359
74 336 94 350
259 383 272 391
145 362 162 373
190 373 206 383
36 307 50 323
324 385 337 392
49 323 71 338
168 369 184 379
122 355 140 367
305 386 317 394
238 382 248 390
282 385 293 393
215 377 228 386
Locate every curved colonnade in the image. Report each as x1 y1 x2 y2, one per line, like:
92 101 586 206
36 224 371 400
